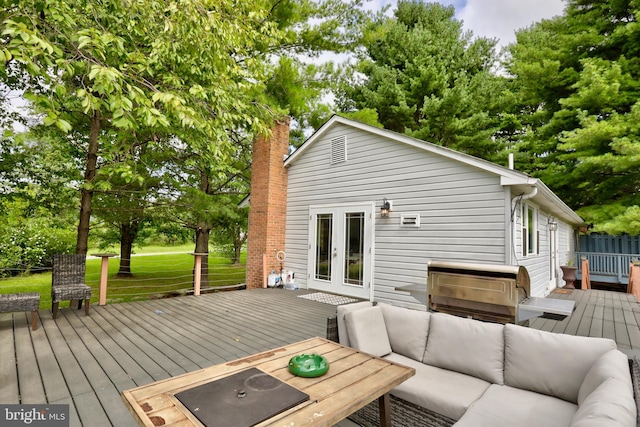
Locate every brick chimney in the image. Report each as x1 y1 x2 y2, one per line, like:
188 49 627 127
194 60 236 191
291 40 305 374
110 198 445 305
245 117 290 289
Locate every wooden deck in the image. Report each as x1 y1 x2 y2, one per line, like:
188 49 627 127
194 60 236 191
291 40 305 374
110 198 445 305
531 288 640 359
1 288 640 427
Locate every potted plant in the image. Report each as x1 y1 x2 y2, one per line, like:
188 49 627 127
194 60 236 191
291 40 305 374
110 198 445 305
560 258 578 289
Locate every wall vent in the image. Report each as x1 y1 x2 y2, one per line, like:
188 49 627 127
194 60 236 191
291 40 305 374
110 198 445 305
331 135 347 164
400 213 420 228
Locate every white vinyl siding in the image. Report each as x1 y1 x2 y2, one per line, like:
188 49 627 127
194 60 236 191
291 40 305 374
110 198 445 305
513 205 575 296
285 123 507 309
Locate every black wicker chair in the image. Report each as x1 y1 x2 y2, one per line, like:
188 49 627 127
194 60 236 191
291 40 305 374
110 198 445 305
327 315 640 427
51 254 91 319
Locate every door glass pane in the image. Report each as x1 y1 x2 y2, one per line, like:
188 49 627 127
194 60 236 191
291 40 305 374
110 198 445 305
315 214 332 280
344 212 364 286
528 206 535 254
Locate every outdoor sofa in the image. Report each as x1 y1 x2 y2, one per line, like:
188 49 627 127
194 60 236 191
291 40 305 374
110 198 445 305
327 301 640 427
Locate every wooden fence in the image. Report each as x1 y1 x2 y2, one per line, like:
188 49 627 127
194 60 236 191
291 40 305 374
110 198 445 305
579 235 640 254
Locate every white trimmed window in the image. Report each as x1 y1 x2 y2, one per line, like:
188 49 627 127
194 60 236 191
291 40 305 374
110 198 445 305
522 203 538 256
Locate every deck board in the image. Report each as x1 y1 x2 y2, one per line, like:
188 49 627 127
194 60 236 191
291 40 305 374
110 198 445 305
15 312 47 404
3 288 640 427
31 313 71 403
0 312 19 404
72 305 157 387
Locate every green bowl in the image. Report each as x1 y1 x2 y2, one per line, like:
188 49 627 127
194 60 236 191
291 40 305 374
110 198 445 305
288 353 329 378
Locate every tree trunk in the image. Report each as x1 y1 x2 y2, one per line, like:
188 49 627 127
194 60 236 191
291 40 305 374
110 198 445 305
194 224 210 287
117 221 140 277
232 229 246 266
76 111 101 255
192 170 212 287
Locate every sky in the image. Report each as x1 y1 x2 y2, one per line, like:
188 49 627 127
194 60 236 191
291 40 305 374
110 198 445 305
366 0 567 48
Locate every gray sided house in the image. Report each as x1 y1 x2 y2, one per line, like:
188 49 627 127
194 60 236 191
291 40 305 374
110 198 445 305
247 115 584 310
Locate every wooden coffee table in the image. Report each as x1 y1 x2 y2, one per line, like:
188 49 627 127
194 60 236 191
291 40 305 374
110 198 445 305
122 337 415 427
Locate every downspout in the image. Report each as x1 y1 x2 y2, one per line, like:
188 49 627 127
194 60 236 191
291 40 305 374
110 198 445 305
511 187 538 217
521 187 537 200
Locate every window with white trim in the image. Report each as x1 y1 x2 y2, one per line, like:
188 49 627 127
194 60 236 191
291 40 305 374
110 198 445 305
521 203 538 256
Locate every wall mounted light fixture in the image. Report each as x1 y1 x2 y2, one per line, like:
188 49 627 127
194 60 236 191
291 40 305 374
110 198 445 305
381 198 391 217
547 216 558 231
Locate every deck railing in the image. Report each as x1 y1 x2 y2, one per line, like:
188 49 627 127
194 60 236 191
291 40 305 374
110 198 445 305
575 252 640 284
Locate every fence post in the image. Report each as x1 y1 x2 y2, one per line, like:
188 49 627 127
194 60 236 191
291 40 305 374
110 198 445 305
91 253 118 306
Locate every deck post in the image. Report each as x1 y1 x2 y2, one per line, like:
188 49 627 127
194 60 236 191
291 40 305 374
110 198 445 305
190 253 207 296
617 256 624 284
91 253 117 306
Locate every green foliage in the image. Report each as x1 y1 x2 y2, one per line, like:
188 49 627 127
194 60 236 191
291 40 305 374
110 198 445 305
578 204 640 235
506 0 640 233
0 0 373 258
0 131 78 272
0 201 75 276
338 109 383 128
1 0 285 139
265 56 336 146
0 0 305 254
0 131 80 211
336 1 509 160
210 204 249 264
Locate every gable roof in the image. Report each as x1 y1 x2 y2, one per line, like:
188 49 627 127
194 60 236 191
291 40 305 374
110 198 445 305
285 115 583 225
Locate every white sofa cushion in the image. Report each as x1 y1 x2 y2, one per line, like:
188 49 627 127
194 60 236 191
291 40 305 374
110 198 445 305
454 384 577 427
385 352 491 421
504 324 617 403
344 306 392 357
423 313 505 384
578 349 632 405
379 303 430 361
336 301 373 347
570 377 636 427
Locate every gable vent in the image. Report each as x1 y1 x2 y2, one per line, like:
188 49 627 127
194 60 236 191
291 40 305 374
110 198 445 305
331 135 347 164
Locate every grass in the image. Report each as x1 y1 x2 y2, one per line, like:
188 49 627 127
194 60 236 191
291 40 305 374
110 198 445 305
0 246 246 310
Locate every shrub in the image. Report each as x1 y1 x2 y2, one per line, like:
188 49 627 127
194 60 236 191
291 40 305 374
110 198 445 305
0 219 75 276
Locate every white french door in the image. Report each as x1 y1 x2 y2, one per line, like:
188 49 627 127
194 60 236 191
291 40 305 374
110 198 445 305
307 203 373 299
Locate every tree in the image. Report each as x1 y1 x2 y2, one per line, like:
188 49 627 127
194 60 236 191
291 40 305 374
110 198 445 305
0 130 78 272
152 0 373 285
1 0 289 254
506 0 640 233
155 128 253 286
336 1 509 160
91 159 161 276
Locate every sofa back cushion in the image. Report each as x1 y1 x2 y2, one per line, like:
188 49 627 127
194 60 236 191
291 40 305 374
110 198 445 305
336 301 373 347
570 377 636 427
577 349 632 405
344 306 392 357
504 324 617 403
379 303 430 361
423 313 505 384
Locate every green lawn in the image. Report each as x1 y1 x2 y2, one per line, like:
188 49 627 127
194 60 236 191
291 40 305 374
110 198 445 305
0 247 246 310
